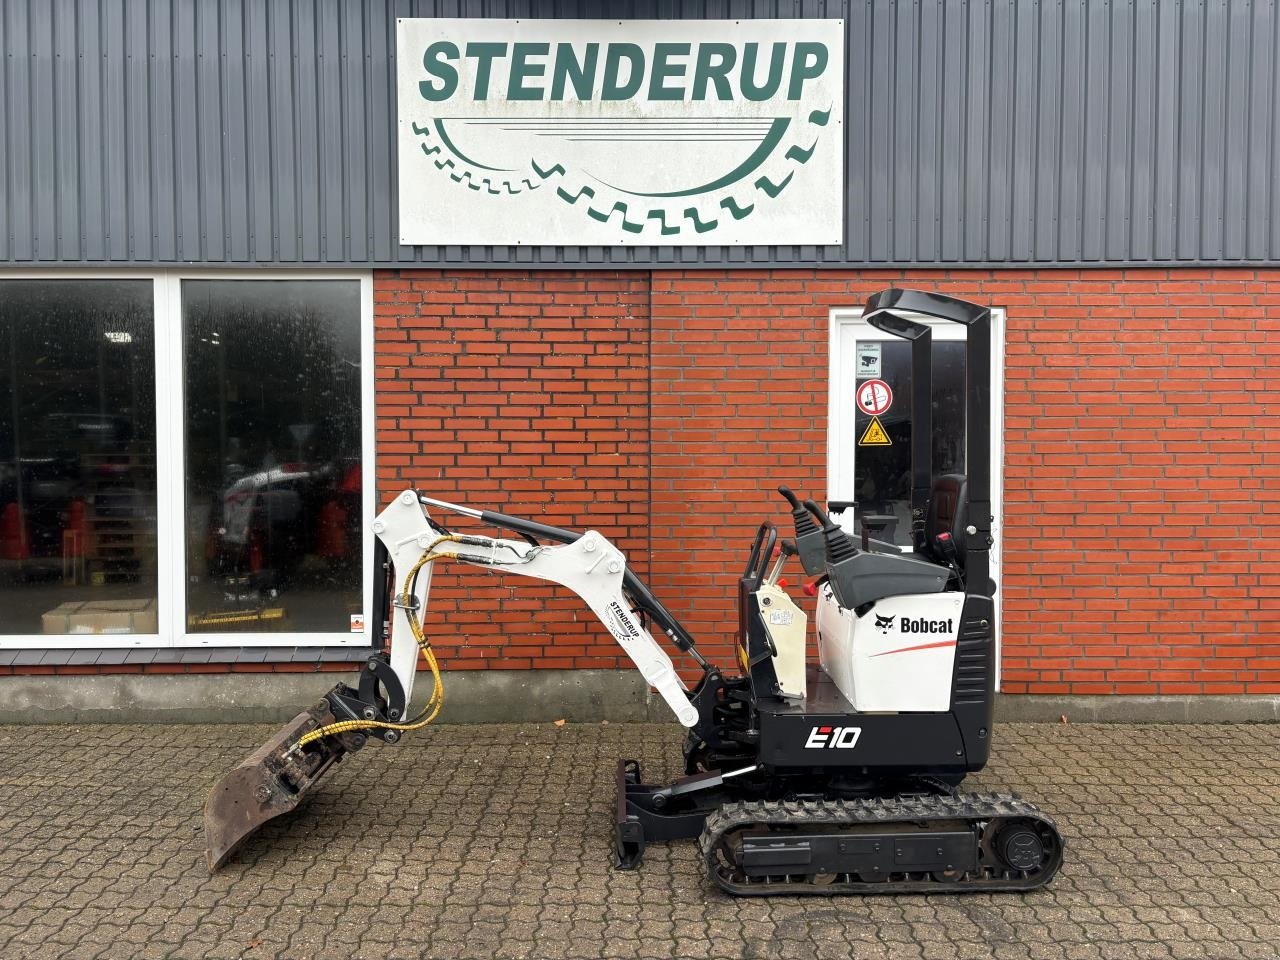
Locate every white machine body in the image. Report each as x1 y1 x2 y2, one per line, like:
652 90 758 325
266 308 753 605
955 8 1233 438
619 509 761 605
816 585 965 713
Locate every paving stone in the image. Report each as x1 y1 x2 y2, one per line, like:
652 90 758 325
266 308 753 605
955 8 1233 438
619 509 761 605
0 721 1277 959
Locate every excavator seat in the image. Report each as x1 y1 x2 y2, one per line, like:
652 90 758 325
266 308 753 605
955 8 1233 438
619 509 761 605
922 473 969 570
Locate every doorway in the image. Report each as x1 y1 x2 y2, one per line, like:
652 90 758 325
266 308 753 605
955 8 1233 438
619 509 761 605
827 305 1006 685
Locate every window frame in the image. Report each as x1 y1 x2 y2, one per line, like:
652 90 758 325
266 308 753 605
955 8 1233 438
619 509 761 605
0 268 376 650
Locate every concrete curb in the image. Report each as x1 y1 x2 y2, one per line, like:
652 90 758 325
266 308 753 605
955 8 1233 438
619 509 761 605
0 669 666 725
2 671 1279 724
995 693 1280 723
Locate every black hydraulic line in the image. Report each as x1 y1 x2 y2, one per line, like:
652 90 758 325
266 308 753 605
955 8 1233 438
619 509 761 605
371 538 392 647
477 509 581 546
477 509 708 668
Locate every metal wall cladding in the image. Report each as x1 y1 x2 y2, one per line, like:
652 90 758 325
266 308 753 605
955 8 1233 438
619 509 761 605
1 0 1277 268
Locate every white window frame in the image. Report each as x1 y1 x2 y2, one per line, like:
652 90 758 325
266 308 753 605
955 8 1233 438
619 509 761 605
827 305 1006 688
0 268 376 650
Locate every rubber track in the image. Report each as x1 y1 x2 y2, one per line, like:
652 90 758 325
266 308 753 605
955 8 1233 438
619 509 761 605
699 792 1064 896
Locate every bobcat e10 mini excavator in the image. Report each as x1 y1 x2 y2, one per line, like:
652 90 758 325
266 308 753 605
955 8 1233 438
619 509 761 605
204 288 1063 896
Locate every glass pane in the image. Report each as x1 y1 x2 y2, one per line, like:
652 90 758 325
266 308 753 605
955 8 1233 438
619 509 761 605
182 280 364 635
0 280 158 636
851 339 966 548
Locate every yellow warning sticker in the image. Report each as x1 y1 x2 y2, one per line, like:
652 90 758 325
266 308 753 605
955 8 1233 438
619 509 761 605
858 416 892 446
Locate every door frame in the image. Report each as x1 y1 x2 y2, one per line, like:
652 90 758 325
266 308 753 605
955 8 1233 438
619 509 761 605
0 268 375 649
826 305 1007 688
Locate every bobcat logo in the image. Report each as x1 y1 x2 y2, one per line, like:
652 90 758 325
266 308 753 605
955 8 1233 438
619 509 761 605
874 614 894 634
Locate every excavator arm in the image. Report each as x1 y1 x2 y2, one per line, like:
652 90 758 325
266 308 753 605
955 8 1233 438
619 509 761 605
375 490 698 727
204 490 699 870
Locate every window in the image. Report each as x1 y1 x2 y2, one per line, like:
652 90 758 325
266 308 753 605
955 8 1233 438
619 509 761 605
181 280 365 635
0 272 374 649
0 280 159 638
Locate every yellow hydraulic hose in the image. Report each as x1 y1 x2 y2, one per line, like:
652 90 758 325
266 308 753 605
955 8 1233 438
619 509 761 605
289 543 456 754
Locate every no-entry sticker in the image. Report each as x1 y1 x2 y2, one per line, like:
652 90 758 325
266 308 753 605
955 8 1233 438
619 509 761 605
856 379 893 416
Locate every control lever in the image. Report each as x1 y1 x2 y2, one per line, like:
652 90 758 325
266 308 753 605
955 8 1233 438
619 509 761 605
802 499 862 610
777 486 828 577
802 500 858 563
764 539 797 587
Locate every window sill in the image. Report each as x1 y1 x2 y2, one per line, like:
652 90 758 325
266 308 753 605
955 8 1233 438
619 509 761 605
0 645 376 667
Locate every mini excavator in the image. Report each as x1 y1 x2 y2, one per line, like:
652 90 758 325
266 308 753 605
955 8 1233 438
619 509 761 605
204 288 1063 896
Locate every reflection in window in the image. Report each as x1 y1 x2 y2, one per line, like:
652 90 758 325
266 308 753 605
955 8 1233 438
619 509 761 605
852 340 966 547
0 281 158 635
182 281 363 634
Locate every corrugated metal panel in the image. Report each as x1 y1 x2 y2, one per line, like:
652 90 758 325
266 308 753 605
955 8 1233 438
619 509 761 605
2 0 1279 266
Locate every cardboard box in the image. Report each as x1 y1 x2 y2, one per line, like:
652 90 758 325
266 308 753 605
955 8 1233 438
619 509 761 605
42 598 158 635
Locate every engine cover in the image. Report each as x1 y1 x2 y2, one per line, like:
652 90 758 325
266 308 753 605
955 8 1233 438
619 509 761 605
816 586 965 712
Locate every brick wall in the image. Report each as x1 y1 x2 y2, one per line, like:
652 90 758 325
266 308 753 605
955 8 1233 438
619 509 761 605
374 270 652 671
12 266 1278 696
648 268 1280 696
377 266 1280 696
647 271 830 671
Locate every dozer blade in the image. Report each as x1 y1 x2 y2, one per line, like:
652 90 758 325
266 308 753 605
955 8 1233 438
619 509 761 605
204 697 352 871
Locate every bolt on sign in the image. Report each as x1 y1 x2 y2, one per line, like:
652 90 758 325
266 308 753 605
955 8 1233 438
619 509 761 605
396 19 845 246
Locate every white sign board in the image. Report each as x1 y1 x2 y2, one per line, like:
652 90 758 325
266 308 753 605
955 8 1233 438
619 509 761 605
396 19 845 247
855 341 881 378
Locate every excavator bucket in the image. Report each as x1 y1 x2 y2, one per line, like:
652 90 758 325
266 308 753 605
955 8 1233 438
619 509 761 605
203 697 352 871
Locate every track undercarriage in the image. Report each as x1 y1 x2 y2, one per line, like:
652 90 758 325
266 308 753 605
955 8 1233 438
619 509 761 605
617 754 1061 895
701 794 1062 895
614 666 1064 896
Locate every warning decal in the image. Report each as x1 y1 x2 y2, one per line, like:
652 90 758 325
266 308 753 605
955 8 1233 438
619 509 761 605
856 379 893 416
858 416 892 446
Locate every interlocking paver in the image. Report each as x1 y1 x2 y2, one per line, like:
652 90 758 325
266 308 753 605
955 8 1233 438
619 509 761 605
0 721 1277 959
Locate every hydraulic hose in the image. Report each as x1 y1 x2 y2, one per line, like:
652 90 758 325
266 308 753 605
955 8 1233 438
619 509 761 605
288 543 454 754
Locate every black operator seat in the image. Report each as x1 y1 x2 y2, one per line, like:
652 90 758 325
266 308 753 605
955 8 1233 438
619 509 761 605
920 473 969 572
